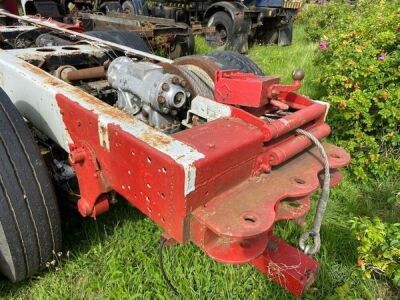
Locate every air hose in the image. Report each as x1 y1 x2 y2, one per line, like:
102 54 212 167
158 237 182 298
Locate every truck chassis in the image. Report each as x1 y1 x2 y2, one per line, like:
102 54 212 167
0 10 349 297
80 11 196 58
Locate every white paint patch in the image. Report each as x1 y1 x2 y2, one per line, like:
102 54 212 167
98 115 205 195
0 51 73 148
182 96 231 128
159 140 204 195
314 100 330 121
279 118 290 127
9 45 106 62
0 25 37 33
98 118 110 151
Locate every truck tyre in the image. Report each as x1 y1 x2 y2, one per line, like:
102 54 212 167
261 29 279 44
207 11 233 49
186 29 195 55
0 88 62 282
122 0 135 14
85 30 151 53
205 51 264 75
278 20 293 46
169 30 195 59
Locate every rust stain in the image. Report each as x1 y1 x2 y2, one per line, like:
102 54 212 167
141 131 172 147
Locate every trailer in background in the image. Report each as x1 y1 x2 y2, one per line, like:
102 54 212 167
18 0 197 58
19 0 303 52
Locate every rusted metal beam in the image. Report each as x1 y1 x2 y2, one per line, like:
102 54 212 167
107 11 179 26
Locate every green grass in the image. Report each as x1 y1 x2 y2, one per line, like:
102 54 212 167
1 26 399 300
194 36 215 55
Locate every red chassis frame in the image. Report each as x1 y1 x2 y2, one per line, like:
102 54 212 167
55 69 349 297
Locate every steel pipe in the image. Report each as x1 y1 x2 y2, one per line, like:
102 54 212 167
267 123 331 166
265 103 326 140
66 66 106 81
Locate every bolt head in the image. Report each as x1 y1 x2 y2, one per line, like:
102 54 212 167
161 82 169 91
157 95 166 104
172 76 180 84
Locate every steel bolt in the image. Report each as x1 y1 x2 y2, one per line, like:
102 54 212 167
142 105 150 118
161 82 169 91
69 149 85 164
174 93 183 103
260 164 271 173
172 76 180 84
180 80 187 88
157 95 166 104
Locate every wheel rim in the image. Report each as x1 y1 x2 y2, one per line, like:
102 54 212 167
122 1 133 14
215 23 228 46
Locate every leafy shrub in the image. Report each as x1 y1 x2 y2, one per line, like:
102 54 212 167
301 0 400 178
350 217 400 288
297 1 353 41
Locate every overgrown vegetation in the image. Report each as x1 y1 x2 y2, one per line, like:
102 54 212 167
1 4 399 299
298 0 400 179
194 36 215 55
297 0 400 290
350 217 400 287
2 180 399 299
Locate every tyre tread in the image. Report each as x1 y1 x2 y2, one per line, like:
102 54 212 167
0 89 61 282
205 51 264 75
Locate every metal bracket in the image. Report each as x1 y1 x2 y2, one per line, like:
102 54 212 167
69 144 111 217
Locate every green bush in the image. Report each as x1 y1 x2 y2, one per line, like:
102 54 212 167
300 0 400 179
350 217 400 288
297 1 353 42
299 3 400 286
